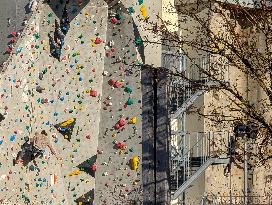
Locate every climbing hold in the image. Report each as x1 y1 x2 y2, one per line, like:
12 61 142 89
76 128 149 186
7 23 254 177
129 117 137 124
89 90 98 97
10 31 17 37
118 118 126 127
117 142 126 150
10 135 16 142
54 118 76 141
140 5 148 19
131 156 139 170
116 13 122 20
108 79 116 86
124 86 133 93
138 0 144 5
128 7 135 14
111 17 118 24
91 163 97 171
135 37 143 46
127 98 134 105
94 37 103 44
102 71 108 76
66 169 81 177
114 81 122 88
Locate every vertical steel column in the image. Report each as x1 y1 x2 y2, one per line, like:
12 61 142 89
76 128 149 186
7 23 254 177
244 135 248 205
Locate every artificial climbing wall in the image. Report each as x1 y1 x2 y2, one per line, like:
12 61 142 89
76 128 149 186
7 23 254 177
93 3 143 204
0 0 108 204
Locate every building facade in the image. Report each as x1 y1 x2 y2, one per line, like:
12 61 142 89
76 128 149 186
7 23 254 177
166 0 272 204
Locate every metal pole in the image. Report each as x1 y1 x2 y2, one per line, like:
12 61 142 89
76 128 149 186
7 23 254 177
244 135 248 205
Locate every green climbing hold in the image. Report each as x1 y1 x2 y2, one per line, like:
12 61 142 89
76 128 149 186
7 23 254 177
35 45 39 49
89 79 93 83
124 86 133 94
33 33 40 40
116 13 122 20
48 13 53 17
138 0 144 5
128 7 135 14
127 98 134 105
135 37 143 46
78 34 83 39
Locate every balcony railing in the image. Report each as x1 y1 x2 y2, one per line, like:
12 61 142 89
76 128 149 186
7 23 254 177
201 195 272 205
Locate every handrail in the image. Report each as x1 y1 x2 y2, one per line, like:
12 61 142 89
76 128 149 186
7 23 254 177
171 133 210 173
202 195 272 205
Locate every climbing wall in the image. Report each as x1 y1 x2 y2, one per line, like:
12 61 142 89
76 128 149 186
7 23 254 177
94 4 143 205
0 1 108 204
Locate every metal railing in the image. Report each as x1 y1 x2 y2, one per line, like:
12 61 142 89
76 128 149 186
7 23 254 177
201 195 272 205
170 131 230 194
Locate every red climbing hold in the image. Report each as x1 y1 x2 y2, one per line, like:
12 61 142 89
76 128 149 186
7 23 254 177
10 38 16 43
108 79 116 86
118 118 126 127
91 163 97 171
90 90 98 97
94 37 103 44
115 124 120 130
10 32 17 37
117 142 126 150
111 17 118 24
106 51 112 57
6 47 12 54
114 81 122 88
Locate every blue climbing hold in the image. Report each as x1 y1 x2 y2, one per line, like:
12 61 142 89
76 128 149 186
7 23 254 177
10 135 16 142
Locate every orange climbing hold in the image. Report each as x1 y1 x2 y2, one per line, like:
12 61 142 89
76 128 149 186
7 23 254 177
140 5 148 19
90 90 98 97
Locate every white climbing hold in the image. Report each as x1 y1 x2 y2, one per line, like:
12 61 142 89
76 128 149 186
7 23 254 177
102 71 108 76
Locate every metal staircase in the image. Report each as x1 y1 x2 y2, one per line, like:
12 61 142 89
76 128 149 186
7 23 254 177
171 132 230 200
171 80 223 119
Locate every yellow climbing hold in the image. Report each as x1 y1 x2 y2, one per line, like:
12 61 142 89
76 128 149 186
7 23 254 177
60 118 75 127
66 169 81 176
131 156 139 170
140 5 148 19
129 116 137 124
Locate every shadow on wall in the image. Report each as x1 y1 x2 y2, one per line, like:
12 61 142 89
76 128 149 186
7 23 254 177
44 0 90 21
75 189 94 205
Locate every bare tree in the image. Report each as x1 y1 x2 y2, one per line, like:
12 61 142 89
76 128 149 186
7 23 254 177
137 0 272 168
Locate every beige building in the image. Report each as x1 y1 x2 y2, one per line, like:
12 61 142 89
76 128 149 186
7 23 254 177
165 0 272 204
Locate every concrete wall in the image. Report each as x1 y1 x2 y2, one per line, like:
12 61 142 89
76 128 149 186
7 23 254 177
0 1 108 204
